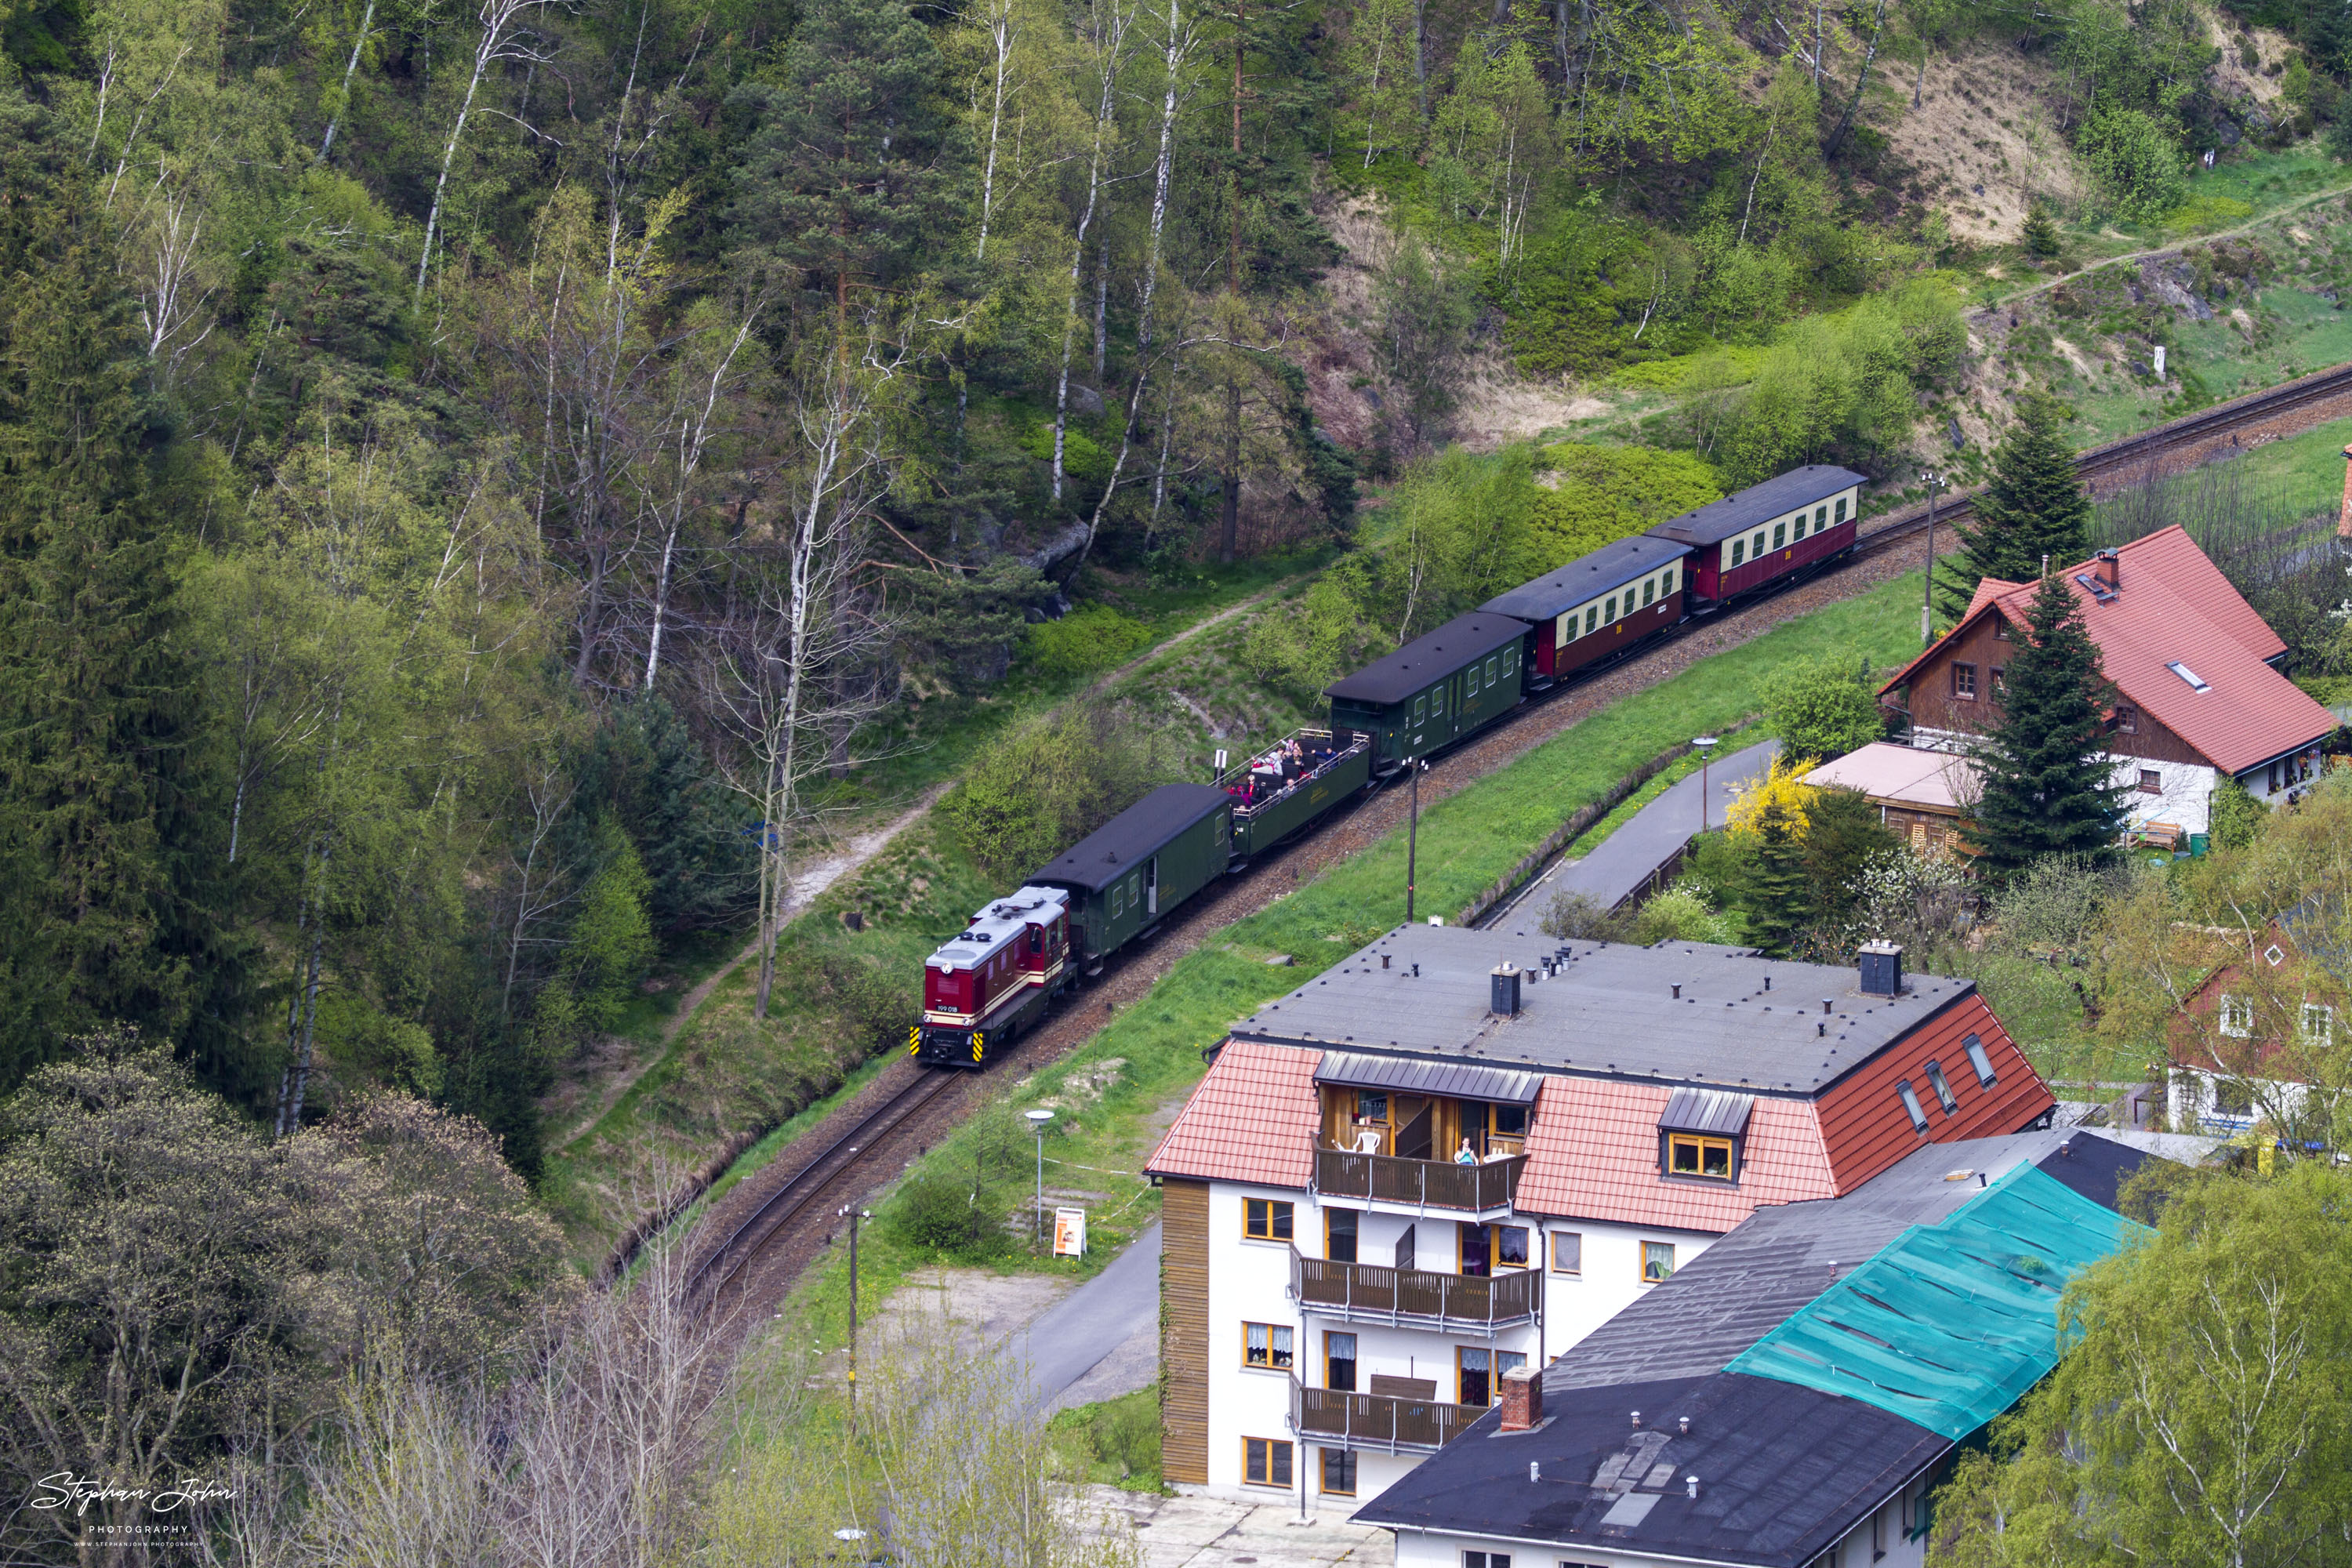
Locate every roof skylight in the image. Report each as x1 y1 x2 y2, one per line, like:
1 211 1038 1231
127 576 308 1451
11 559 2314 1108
2166 660 2210 692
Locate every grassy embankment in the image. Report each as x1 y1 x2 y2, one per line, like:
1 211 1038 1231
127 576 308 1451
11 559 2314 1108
539 553 1331 1267
754 572 1940 1376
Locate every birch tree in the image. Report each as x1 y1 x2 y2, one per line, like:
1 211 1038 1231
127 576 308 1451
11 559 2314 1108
415 0 560 307
1050 0 1137 506
702 321 907 1020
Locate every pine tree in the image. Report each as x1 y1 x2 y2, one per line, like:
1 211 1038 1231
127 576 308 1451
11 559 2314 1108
1965 570 2126 874
1934 394 2089 622
2022 205 2060 259
0 123 235 1091
728 0 961 319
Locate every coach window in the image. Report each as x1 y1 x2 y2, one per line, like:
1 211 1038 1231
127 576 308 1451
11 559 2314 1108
1773 522 1787 550
1730 539 1745 567
1641 578 1656 608
1584 606 1599 634
1816 504 1828 528
1605 595 1617 622
1951 662 1977 701
1835 496 1848 522
1486 655 1499 684
1413 697 1425 724
1752 529 1766 556
1432 685 1446 715
1466 665 1479 696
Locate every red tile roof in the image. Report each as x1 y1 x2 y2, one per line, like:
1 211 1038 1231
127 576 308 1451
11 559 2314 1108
1886 527 2330 775
1145 1038 1320 1188
1515 1076 1836 1232
1815 995 2053 1192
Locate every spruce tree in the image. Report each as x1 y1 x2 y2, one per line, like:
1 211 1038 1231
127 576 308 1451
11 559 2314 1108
0 127 234 1091
1934 394 2090 622
2022 205 2061 259
1965 570 2126 875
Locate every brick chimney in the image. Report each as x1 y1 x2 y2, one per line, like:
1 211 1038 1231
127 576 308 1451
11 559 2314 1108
2340 445 2352 543
1499 1364 1544 1432
2092 548 2120 592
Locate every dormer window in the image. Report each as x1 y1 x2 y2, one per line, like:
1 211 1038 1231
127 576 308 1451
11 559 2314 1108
1668 1133 1733 1179
1657 1087 1751 1183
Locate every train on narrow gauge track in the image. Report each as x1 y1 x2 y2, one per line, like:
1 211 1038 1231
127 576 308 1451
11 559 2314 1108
909 463 1868 1068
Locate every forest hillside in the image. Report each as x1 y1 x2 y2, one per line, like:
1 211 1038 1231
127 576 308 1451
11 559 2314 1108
1 0 2347 1191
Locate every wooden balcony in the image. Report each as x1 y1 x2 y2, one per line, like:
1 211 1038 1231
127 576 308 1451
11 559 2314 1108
1289 1377 1483 1454
1312 1145 1525 1214
1291 1248 1539 1330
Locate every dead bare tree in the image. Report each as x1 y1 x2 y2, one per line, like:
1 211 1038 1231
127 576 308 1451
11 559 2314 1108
702 317 910 1020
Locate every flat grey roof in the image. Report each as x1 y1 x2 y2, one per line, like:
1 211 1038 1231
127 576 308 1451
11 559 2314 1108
1646 465 1869 548
1480 535 1689 622
1229 924 1976 1095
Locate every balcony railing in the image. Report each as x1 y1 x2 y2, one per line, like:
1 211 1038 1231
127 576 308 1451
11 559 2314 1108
1288 1377 1483 1454
1291 1248 1539 1330
1313 1145 1526 1213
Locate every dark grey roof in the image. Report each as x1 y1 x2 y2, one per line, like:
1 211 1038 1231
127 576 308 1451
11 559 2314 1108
1029 784 1229 893
1480 535 1690 621
1659 1088 1752 1136
1315 1051 1541 1105
1231 925 1975 1094
1352 1131 2156 1567
1646 466 1870 548
1324 613 1531 706
1355 1372 1944 1568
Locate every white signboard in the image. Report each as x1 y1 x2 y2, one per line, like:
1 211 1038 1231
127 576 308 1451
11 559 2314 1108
1053 1207 1087 1258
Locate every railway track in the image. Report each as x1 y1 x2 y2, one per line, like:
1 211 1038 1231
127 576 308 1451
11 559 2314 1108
680 357 2352 1311
684 1065 966 1305
1853 358 2352 556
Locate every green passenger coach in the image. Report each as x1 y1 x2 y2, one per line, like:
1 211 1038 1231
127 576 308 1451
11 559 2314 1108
1323 612 1529 772
1029 783 1234 969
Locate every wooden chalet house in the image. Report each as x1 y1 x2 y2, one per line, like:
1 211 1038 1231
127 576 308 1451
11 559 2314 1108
1145 924 2054 1508
2165 905 2352 1144
1875 528 2335 852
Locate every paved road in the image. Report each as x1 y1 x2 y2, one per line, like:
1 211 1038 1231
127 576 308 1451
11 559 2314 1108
1503 739 1780 919
1015 1219 1163 1412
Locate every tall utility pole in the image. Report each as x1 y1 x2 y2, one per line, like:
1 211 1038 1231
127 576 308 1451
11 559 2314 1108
840 1206 869 1418
1219 0 1245 563
1920 469 1944 648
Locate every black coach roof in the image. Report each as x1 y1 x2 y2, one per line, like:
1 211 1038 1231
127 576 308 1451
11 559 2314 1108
1646 466 1869 548
1480 535 1689 621
1031 783 1229 893
1324 612 1530 706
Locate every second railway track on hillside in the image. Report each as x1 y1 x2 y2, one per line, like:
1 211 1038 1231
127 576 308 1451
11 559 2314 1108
682 357 2352 1323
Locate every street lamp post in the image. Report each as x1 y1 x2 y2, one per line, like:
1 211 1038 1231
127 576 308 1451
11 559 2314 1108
1921 469 1944 649
1693 737 1719 833
1025 1108 1054 1250
1405 759 1428 924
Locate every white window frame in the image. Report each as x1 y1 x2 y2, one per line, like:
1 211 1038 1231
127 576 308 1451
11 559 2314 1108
2303 1003 2334 1046
2219 994 2253 1038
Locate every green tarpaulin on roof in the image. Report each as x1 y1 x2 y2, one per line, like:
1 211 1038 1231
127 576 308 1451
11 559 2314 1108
1725 1163 2148 1440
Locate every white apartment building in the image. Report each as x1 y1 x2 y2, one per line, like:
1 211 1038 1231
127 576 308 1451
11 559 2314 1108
1149 924 2057 1507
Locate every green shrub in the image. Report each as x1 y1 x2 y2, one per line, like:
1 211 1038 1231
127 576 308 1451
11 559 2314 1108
2079 106 2187 224
818 953 914 1063
1762 650 1886 763
889 1171 1011 1258
1024 606 1152 681
1634 884 1737 945
1541 891 1632 941
2209 776 2268 851
939 702 1179 880
1516 445 1722 579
